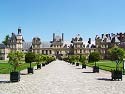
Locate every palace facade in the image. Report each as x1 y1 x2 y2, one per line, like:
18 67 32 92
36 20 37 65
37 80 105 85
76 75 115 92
95 33 125 59
0 28 125 60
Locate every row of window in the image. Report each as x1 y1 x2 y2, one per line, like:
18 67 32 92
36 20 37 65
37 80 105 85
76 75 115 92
33 50 69 55
8 44 22 49
33 50 52 55
101 45 108 48
53 45 62 48
96 44 108 48
74 44 83 48
101 50 105 53
74 49 95 54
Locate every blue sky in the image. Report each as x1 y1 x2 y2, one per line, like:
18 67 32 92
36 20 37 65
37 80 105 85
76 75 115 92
0 0 125 43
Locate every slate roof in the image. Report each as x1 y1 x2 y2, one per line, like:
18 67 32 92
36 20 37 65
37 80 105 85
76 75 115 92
111 35 120 43
0 44 6 49
22 42 32 50
41 42 51 48
40 41 71 48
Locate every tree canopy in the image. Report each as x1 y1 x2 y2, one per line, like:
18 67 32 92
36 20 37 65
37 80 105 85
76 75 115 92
75 55 80 62
25 52 35 63
35 54 43 64
108 47 125 61
69 55 75 63
8 51 24 72
88 52 100 63
2 35 9 46
79 55 86 64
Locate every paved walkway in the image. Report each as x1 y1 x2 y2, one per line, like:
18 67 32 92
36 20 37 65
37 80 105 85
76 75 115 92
0 60 125 94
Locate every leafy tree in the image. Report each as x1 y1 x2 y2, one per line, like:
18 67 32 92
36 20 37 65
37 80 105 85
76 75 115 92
88 52 100 66
8 51 24 72
2 35 9 46
75 55 80 62
42 55 47 63
16 51 24 63
79 55 86 64
35 54 42 65
25 52 35 68
108 47 125 61
108 47 125 70
46 55 55 63
69 55 75 63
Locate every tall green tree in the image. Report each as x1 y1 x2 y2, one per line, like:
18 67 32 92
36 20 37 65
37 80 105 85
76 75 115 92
109 47 125 61
108 47 125 70
79 55 86 65
35 53 42 65
25 52 35 68
75 55 80 62
88 52 100 66
8 51 24 72
2 35 9 46
69 55 75 63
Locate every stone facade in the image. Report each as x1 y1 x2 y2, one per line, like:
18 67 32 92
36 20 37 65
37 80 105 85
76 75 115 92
7 28 24 51
1 28 125 60
95 33 125 59
0 44 10 60
32 33 96 59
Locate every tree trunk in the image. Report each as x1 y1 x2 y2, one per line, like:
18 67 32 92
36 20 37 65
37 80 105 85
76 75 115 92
14 66 16 72
95 62 96 66
30 62 32 68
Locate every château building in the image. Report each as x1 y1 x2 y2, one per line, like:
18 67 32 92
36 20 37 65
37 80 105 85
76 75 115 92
7 28 24 51
95 33 125 59
0 44 10 60
32 33 96 59
1 28 125 60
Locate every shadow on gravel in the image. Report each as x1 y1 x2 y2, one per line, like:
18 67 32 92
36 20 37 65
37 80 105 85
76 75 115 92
0 81 11 83
76 68 82 69
82 72 93 73
20 73 28 75
97 78 112 81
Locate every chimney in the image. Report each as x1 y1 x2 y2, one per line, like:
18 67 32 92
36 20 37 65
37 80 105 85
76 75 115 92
18 28 21 34
102 34 104 38
108 34 110 37
95 35 99 39
62 33 64 41
53 33 55 41
88 38 91 44
111 33 115 37
12 32 14 35
106 34 108 37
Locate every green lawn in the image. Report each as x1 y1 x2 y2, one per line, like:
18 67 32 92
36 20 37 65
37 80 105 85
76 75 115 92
86 60 123 71
0 60 8 63
0 62 37 74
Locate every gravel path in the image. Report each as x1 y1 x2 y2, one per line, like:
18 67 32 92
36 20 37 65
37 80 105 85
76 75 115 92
0 60 125 94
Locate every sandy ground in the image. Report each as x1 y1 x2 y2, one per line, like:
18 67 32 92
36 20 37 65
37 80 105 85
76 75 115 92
0 60 125 94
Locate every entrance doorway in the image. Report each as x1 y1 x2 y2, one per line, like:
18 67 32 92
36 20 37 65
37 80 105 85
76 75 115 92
55 51 62 60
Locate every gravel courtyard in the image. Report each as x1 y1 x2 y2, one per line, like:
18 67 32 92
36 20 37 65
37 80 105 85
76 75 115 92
0 60 125 94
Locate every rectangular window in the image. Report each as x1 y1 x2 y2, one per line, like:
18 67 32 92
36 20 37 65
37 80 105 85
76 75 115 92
80 49 82 53
42 50 44 54
49 50 52 54
80 45 82 48
46 50 48 54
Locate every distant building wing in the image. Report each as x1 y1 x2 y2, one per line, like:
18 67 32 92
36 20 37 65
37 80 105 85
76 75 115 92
41 42 51 48
22 42 32 51
0 44 6 49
